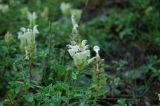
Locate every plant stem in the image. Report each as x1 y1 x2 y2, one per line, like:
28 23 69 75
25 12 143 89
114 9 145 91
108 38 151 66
93 59 100 106
73 69 80 88
93 94 97 106
6 94 14 105
64 69 71 83
29 60 32 82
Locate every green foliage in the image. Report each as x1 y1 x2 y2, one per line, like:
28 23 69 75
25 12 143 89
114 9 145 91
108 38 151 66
0 0 160 105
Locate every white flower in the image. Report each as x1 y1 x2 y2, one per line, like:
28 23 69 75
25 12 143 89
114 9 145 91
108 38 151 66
82 40 87 47
33 25 39 34
18 25 39 45
60 2 71 16
0 4 9 13
18 25 39 59
27 12 37 26
93 46 100 57
67 40 90 68
27 12 37 21
88 45 101 64
67 45 80 57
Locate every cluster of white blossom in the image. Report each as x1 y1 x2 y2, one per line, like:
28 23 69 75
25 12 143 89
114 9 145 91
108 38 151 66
27 12 37 27
66 15 101 69
18 25 39 59
60 2 81 20
67 40 90 68
0 4 9 13
60 2 72 16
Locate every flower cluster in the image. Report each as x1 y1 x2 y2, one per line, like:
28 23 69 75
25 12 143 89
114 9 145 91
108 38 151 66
18 25 39 59
67 40 90 69
27 12 37 27
60 2 81 21
67 15 103 69
0 4 9 13
60 2 72 16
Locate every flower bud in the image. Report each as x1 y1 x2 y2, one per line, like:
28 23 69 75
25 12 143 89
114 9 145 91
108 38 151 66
93 45 100 57
4 32 14 46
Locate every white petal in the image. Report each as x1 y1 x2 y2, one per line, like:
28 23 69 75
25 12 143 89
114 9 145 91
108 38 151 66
32 12 37 19
93 45 100 55
18 32 22 39
82 40 87 46
83 50 90 58
68 49 76 57
33 25 39 34
72 45 80 52
20 27 26 32
71 41 77 46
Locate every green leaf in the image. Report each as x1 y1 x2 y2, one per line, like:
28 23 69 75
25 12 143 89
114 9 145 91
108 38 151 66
72 70 78 80
25 93 34 102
